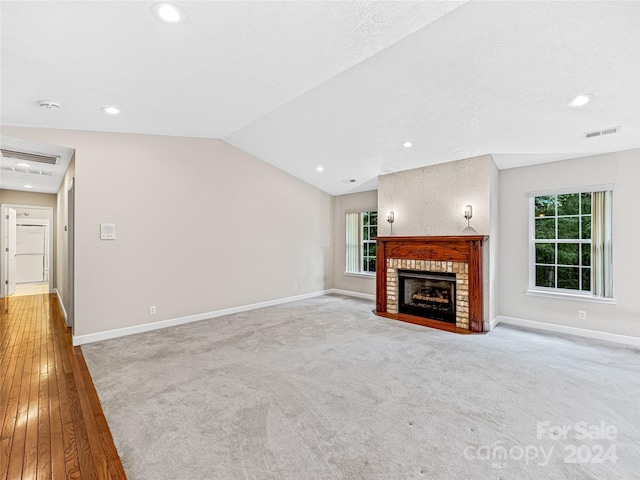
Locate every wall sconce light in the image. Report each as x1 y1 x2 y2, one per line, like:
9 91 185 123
464 205 472 222
463 204 477 234
387 210 395 234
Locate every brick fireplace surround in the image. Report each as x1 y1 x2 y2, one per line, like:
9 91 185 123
375 236 487 333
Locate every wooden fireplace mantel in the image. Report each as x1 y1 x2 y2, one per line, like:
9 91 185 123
374 235 487 333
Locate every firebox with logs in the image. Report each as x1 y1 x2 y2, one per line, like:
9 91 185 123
398 270 456 324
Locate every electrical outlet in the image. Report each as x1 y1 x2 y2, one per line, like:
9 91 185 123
150 306 156 315
578 310 586 320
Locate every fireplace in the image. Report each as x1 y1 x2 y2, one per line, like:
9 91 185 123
374 236 487 333
398 270 456 323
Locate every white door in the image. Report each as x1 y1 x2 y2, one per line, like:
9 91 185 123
6 208 17 295
15 225 46 283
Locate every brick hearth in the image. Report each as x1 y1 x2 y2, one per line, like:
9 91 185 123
386 259 470 329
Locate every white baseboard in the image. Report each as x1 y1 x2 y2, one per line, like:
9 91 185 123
71 288 639 348
328 289 376 301
72 289 333 346
494 315 640 348
53 288 68 324
489 316 500 331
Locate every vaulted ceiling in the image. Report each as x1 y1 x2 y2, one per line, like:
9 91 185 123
2 1 639 195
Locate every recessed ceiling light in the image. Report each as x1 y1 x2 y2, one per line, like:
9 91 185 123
101 105 122 115
151 2 187 23
24 185 34 189
403 141 413 148
316 166 324 172
567 94 594 108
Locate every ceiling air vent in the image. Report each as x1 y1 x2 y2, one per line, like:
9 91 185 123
584 126 621 139
0 166 55 176
0 148 59 165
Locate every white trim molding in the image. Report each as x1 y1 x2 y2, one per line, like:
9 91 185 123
328 289 376 301
494 315 640 348
342 272 376 279
526 289 617 304
53 288 68 324
73 289 377 346
527 183 613 198
73 290 333 346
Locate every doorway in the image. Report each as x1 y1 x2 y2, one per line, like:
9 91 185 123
1 204 54 298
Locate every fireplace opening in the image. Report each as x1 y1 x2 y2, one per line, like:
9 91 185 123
398 270 456 323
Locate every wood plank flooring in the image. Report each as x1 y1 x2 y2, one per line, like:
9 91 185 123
0 293 127 480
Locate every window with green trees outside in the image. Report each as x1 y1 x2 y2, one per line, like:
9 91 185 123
530 187 613 298
533 192 592 292
345 211 377 274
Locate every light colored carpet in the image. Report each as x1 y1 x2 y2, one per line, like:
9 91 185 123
83 294 640 480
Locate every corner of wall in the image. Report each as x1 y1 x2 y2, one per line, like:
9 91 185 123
332 190 378 296
489 156 500 323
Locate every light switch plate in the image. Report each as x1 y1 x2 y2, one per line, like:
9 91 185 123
100 223 116 240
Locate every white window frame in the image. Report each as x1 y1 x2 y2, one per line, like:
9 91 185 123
345 210 377 277
526 184 616 304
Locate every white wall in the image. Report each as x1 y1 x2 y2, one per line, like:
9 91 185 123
2 127 334 339
378 155 498 325
332 190 377 296
0 189 57 208
499 149 640 338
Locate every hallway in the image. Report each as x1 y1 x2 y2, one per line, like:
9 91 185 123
11 283 50 298
0 293 126 479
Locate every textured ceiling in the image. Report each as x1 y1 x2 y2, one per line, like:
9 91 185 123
1 1 639 195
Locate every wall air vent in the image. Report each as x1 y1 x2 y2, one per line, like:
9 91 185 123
0 148 59 165
584 126 621 139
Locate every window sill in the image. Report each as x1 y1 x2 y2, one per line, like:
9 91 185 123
526 289 617 305
344 272 376 279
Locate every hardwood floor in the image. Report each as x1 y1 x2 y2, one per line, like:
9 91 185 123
0 293 127 480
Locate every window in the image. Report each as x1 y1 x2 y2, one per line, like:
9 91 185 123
346 210 377 274
529 187 612 299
